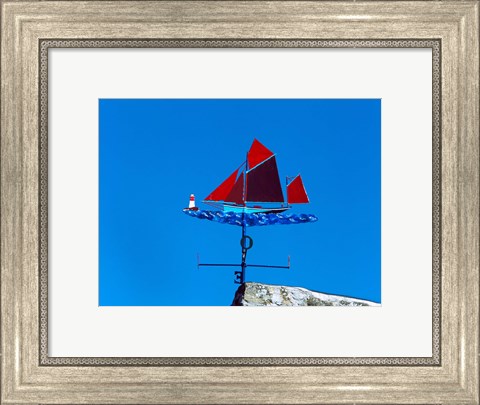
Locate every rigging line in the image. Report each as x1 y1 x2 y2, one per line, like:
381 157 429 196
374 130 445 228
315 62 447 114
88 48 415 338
245 153 276 174
243 152 247 205
286 173 300 184
202 201 224 209
235 160 246 173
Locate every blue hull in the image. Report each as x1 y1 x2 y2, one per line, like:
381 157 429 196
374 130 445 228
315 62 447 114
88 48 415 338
223 204 288 214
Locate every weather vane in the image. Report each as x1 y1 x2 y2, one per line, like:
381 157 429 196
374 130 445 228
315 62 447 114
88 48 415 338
183 139 317 284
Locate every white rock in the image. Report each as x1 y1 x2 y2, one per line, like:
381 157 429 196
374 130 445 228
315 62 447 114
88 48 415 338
232 282 380 307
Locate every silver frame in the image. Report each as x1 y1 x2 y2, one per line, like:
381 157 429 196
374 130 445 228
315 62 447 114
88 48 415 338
39 38 441 367
2 2 478 404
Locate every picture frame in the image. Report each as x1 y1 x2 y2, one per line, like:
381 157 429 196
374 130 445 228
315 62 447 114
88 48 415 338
1 1 478 404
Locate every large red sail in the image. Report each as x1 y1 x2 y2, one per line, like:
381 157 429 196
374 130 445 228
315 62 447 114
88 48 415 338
246 156 284 203
204 169 239 201
287 175 309 204
225 172 245 204
247 139 274 169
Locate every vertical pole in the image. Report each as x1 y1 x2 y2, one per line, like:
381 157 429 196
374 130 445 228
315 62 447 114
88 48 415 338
240 213 247 284
240 152 248 284
285 176 288 209
243 153 248 204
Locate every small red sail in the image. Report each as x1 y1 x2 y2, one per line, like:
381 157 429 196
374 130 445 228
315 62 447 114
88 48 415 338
287 175 309 204
247 139 274 169
225 172 245 204
204 169 239 201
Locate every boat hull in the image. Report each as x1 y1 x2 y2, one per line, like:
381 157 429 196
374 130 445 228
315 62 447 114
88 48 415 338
223 204 289 214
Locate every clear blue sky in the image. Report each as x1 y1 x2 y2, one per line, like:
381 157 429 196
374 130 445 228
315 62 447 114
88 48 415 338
99 99 381 306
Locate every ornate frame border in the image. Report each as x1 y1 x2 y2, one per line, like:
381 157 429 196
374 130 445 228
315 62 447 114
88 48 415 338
38 38 441 367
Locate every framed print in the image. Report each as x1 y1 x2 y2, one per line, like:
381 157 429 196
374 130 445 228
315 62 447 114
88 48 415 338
45 45 429 360
1 1 478 404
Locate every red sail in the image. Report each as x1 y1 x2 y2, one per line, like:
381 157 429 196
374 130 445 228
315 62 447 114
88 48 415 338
204 169 239 201
247 139 274 169
287 175 309 204
246 156 284 203
225 172 245 204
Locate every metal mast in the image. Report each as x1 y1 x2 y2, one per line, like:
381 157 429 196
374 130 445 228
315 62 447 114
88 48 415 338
197 215 290 284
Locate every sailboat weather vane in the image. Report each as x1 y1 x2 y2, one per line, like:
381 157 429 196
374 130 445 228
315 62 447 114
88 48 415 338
183 139 318 284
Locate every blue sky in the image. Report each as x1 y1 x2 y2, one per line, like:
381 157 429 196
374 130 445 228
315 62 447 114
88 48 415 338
99 99 381 305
